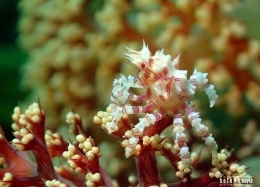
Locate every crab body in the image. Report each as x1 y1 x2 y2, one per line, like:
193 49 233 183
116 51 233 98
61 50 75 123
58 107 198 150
148 79 182 110
126 44 197 112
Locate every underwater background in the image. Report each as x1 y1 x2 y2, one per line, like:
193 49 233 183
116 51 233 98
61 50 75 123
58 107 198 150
0 0 28 140
0 0 260 186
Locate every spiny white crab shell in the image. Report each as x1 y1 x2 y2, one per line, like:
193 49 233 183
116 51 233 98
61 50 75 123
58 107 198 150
125 42 195 109
126 42 188 78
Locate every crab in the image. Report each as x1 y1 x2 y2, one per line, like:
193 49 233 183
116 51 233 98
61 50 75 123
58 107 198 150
106 42 218 166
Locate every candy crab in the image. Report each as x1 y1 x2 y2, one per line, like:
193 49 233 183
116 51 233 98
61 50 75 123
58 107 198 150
97 42 218 168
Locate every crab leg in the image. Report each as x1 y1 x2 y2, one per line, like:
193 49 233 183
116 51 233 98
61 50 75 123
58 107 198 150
110 75 150 107
185 105 218 158
125 111 163 157
172 114 191 167
189 69 218 107
121 101 155 115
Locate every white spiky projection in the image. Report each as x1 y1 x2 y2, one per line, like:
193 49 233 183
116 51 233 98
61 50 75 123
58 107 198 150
105 42 218 168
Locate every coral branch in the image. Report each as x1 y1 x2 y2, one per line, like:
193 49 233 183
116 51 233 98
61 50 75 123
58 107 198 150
136 151 161 187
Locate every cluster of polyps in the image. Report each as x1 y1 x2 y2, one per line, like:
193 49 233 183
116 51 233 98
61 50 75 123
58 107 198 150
102 42 218 167
0 101 116 187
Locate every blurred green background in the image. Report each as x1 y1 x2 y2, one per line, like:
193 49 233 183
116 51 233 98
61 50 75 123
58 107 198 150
0 0 28 140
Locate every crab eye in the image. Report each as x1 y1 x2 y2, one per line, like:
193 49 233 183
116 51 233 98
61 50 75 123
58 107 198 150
140 63 146 69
